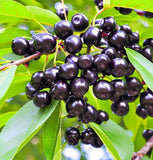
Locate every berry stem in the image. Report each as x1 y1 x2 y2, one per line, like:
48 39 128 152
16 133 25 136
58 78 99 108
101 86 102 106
0 52 42 71
61 0 67 21
43 54 49 71
131 135 153 160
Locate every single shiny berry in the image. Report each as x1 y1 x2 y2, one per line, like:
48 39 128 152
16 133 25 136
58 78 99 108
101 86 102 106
84 27 101 46
93 54 111 72
126 77 142 96
93 80 114 100
79 104 98 123
111 79 126 97
26 83 38 99
95 110 109 124
81 68 98 85
43 66 59 85
70 77 89 98
71 13 89 31
33 91 51 108
64 35 82 54
12 37 30 55
110 58 128 77
143 104 153 117
142 46 153 61
34 33 56 53
94 0 103 10
108 30 128 50
128 44 142 53
65 127 80 146
102 47 117 59
128 32 139 44
95 19 103 28
81 128 95 144
54 20 74 40
50 80 69 100
143 129 153 141
59 62 78 80
91 135 103 148
140 91 153 105
121 94 138 103
111 100 129 116
66 97 86 116
31 71 45 89
136 104 148 119
65 54 79 63
143 38 153 48
120 24 132 34
100 17 116 33
77 54 93 70
56 7 68 20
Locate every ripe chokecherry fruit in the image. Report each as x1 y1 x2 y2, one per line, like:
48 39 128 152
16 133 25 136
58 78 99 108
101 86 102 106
126 77 142 96
140 91 153 105
102 46 117 59
31 71 45 90
108 30 128 50
120 24 132 34
143 129 153 141
56 7 68 20
77 54 93 70
59 62 78 80
84 26 101 46
110 58 128 77
34 33 56 53
54 20 74 40
50 80 69 100
66 97 86 116
43 66 59 85
118 7 132 15
33 91 51 108
100 16 116 33
136 104 148 119
81 128 95 144
79 104 98 123
81 68 98 85
93 80 114 100
111 100 129 116
65 127 80 146
70 77 89 98
26 83 38 99
64 35 82 54
94 0 103 10
95 110 109 124
71 13 89 31
12 37 30 55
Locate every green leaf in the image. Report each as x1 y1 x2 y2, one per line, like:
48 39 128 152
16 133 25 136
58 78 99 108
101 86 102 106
90 120 134 160
105 0 153 12
0 48 12 58
0 28 31 49
0 65 31 108
26 6 60 27
126 48 153 91
0 100 59 160
0 65 17 99
43 102 61 160
0 112 16 128
141 28 153 42
0 0 34 23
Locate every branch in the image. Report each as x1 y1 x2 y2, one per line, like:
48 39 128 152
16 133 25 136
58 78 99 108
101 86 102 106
0 52 42 71
131 136 153 160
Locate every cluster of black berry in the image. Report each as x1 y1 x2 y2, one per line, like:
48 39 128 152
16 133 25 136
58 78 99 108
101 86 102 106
65 127 103 148
11 4 153 148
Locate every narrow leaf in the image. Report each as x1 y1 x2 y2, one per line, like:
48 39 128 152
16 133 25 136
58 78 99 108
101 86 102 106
26 6 60 27
126 48 153 91
90 120 134 160
0 100 59 160
0 65 17 99
0 112 16 128
43 102 61 160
